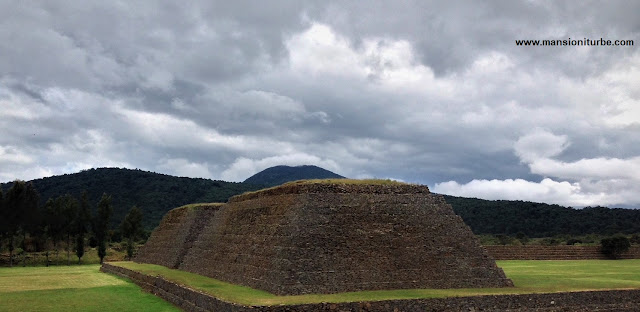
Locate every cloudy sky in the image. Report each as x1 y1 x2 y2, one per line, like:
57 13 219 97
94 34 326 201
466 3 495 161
1 1 639 207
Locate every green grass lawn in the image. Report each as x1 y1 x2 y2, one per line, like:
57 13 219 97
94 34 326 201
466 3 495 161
500 259 640 292
0 265 179 312
112 259 640 306
4 260 640 310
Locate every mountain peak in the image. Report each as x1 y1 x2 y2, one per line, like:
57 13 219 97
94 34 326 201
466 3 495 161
243 165 345 187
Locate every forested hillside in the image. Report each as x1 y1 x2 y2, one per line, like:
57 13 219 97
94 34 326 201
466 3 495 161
3 167 639 237
1 168 262 229
445 195 640 237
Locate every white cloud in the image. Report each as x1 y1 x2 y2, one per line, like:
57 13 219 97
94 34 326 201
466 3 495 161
0 137 131 183
209 89 306 118
0 92 43 120
286 23 365 77
433 178 609 207
529 157 640 181
285 22 449 96
157 158 214 179
0 166 55 183
0 146 34 165
597 54 640 127
116 106 249 151
513 129 569 163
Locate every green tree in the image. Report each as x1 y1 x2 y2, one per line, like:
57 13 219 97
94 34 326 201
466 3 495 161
59 195 78 265
121 205 143 260
0 187 5 262
1 181 40 267
95 194 112 264
515 232 529 245
45 197 65 265
20 183 40 266
42 199 54 266
5 181 27 267
601 235 631 259
75 191 91 264
566 238 583 245
495 234 517 245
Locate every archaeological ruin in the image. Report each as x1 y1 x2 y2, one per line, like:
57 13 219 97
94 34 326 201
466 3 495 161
135 180 513 295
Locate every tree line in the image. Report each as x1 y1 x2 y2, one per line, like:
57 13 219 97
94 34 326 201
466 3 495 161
4 167 262 230
444 195 640 237
0 180 143 267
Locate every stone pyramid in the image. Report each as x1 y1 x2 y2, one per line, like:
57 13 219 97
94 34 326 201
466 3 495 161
136 180 512 295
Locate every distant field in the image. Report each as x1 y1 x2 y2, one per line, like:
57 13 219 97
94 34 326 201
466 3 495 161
499 259 640 292
113 259 640 306
0 265 178 312
0 246 127 267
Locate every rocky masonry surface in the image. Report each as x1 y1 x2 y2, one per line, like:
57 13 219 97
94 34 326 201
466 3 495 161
135 203 223 268
136 182 512 295
485 245 640 260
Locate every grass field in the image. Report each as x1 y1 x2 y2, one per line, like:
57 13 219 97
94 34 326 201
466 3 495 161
3 260 640 310
0 265 178 312
112 259 640 306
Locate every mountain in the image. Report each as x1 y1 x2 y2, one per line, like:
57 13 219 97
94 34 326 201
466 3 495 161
243 165 346 187
1 168 262 230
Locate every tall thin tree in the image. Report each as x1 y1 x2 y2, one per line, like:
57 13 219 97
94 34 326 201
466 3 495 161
0 187 5 264
20 183 40 266
95 194 112 264
60 195 78 266
5 181 26 267
75 191 91 264
42 199 55 266
45 197 65 265
121 205 143 260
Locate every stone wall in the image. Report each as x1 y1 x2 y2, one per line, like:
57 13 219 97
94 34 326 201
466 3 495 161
102 262 640 312
135 203 222 268
485 245 640 260
176 183 512 295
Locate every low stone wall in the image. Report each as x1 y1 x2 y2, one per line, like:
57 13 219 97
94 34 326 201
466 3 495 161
485 245 640 260
102 262 640 311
